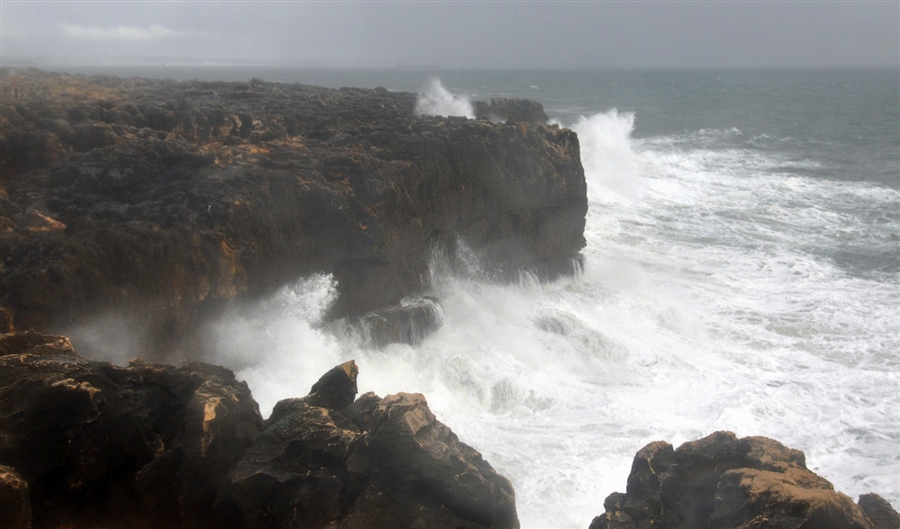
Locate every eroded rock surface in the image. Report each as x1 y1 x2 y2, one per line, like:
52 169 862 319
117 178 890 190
0 331 263 528
223 358 519 529
589 431 899 529
0 331 519 529
0 69 586 355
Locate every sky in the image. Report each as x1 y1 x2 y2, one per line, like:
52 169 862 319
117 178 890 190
1 1 898 69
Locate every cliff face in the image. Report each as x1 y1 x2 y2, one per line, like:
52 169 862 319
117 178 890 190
0 70 586 355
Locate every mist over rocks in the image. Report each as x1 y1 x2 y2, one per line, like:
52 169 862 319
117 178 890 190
0 69 586 357
589 431 899 529
0 330 519 529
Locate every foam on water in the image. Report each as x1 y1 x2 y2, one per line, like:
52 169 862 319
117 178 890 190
205 106 899 527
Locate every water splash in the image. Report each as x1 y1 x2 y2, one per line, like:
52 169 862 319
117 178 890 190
414 78 474 118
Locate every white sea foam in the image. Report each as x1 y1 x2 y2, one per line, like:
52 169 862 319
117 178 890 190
203 107 899 527
414 78 474 118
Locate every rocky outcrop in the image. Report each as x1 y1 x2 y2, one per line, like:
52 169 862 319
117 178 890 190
0 331 519 528
474 98 549 125
590 431 899 529
225 390 518 529
0 69 586 355
0 331 263 528
221 358 519 529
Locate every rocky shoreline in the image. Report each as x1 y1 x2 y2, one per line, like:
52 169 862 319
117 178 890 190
2 331 897 529
0 69 586 357
1 71 897 528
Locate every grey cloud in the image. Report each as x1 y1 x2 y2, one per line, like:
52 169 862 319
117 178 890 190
1 1 897 69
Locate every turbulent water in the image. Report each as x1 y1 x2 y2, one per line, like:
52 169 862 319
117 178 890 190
67 67 900 527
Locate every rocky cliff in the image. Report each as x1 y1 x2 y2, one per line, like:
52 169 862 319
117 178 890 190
0 69 586 356
0 331 519 529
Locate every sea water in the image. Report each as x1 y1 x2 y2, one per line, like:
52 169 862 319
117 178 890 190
65 67 900 527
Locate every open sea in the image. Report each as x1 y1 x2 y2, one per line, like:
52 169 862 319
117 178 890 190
62 67 899 527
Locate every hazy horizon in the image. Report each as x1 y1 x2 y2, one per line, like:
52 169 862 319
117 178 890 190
2 1 898 71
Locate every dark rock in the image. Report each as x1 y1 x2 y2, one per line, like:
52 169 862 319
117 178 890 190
354 392 519 529
0 69 586 359
226 402 359 529
0 465 31 529
0 331 263 528
0 332 520 528
0 329 79 357
589 431 894 529
858 494 900 529
225 365 520 529
474 98 549 125
344 296 444 347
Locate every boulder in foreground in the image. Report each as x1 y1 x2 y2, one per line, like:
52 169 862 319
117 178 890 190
589 431 899 529
223 358 519 529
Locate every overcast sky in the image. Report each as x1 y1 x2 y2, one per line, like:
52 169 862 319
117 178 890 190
2 1 898 69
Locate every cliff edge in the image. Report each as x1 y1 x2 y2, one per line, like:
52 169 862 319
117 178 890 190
0 70 586 356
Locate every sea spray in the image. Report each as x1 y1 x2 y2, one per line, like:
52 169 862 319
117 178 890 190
415 77 475 118
197 83 899 527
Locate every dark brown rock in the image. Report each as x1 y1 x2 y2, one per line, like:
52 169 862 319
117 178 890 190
0 69 586 359
590 431 895 529
0 329 79 357
859 494 900 529
1 333 520 529
0 331 263 528
0 465 31 529
353 392 519 529
225 367 520 529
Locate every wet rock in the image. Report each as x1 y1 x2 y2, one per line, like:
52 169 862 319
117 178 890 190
225 363 520 529
0 331 263 528
858 494 900 529
352 392 519 529
344 296 444 347
589 431 897 529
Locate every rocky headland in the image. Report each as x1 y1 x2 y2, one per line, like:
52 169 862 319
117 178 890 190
1 71 896 529
0 69 586 355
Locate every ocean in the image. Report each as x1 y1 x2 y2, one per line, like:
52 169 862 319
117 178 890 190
61 67 900 527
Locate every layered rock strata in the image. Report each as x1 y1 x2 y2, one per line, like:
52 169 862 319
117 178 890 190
0 69 586 355
0 331 519 529
590 431 899 529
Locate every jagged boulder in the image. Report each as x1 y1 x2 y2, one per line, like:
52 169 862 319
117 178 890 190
224 360 520 529
0 331 263 528
589 431 898 529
